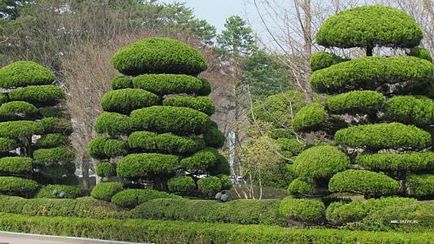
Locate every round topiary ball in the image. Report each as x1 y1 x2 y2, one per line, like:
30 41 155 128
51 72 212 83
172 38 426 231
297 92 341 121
167 176 196 193
279 197 325 224
90 182 123 202
197 176 222 197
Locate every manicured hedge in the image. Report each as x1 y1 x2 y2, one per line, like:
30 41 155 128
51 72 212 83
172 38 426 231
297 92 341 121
103 139 128 158
0 93 8 104
95 162 116 178
316 6 423 49
116 153 179 178
409 47 433 62
95 112 130 136
310 51 347 71
0 137 16 152
203 124 225 148
88 136 109 159
406 174 434 197
101 88 160 114
197 176 222 196
287 177 316 195
111 75 132 90
180 148 219 171
33 147 75 165
38 106 64 118
384 96 434 127
0 61 55 88
35 133 68 148
111 189 180 208
130 106 210 135
279 197 325 224
328 169 400 196
0 120 42 139
293 145 350 180
91 182 123 201
0 157 32 175
132 74 207 96
334 122 431 150
310 56 433 94
0 176 39 197
40 117 73 135
292 103 327 132
0 101 38 118
163 96 215 115
8 85 64 106
36 184 83 199
167 176 196 193
112 37 207 76
275 138 304 156
355 152 434 172
325 91 385 114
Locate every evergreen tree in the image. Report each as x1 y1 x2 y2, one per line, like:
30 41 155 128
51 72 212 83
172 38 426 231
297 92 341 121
217 15 256 57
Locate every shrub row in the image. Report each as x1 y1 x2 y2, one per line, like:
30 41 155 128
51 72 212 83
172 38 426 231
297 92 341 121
355 152 434 172
101 88 160 114
384 96 434 127
0 61 55 88
111 189 181 208
325 90 385 114
292 103 327 132
116 153 180 178
163 96 215 115
36 184 83 199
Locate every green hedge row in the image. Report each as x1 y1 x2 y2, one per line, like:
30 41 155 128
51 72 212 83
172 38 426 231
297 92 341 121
116 153 179 178
101 88 160 115
112 189 180 208
36 184 83 199
325 91 385 114
355 152 434 172
163 96 215 115
384 96 434 127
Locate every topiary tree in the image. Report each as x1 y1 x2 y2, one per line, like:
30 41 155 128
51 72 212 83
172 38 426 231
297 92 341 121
290 5 434 201
0 61 77 198
89 37 230 202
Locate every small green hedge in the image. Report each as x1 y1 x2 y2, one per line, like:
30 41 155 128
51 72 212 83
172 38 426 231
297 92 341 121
0 176 39 197
130 106 210 135
167 176 196 193
111 189 180 208
33 147 75 165
275 138 304 156
334 122 431 150
310 56 433 94
409 47 433 62
292 103 327 132
0 61 55 88
163 96 215 115
279 197 325 224
197 176 222 196
112 37 207 76
116 153 179 178
328 169 400 197
384 96 434 127
287 177 316 196
406 174 434 197
91 182 123 201
355 152 434 172
101 88 160 114
9 85 64 106
95 162 116 177
35 133 68 148
310 51 347 71
0 157 32 175
36 184 83 199
0 137 16 152
103 139 128 158
0 101 38 118
325 91 385 114
38 106 64 118
95 112 130 136
0 120 42 139
40 117 73 135
88 136 108 159
111 75 132 90
203 124 225 148
180 148 219 171
316 6 423 49
132 74 208 96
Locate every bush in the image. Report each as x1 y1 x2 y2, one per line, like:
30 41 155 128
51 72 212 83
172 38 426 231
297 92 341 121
203 125 225 148
316 6 423 49
40 117 73 135
167 176 196 193
355 152 434 172
325 91 385 114
130 106 210 135
310 56 433 94
310 51 347 71
132 74 205 96
38 106 64 118
88 136 109 159
0 101 38 119
112 37 207 76
8 85 64 106
95 162 116 178
180 148 218 171
117 153 179 178
334 122 431 150
207 152 231 176
163 96 215 115
409 47 433 62
293 145 350 180
0 157 32 175
91 182 123 201
0 176 39 197
0 120 42 139
33 147 75 165
275 138 303 156
328 169 400 197
279 197 325 224
111 75 133 90
95 112 130 136
197 176 222 196
101 88 160 115
406 174 434 197
287 177 315 195
35 133 68 148
0 137 16 152
37 163 76 180
0 93 8 104
36 185 83 199
112 189 180 209
0 61 55 88
292 103 327 132
384 96 434 127
103 139 128 158
198 78 212 96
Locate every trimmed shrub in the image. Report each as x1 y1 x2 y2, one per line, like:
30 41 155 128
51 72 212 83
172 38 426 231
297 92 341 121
0 176 39 197
328 169 400 196
112 189 180 208
218 175 232 190
38 106 64 118
163 96 215 115
310 56 433 94
292 103 327 132
117 153 179 178
384 96 434 127
0 120 42 139
103 139 128 158
0 61 55 88
293 145 350 180
287 177 316 195
167 176 196 193
8 85 64 106
37 163 76 179
88 137 108 159
207 153 231 176
91 182 123 201
203 124 225 148
325 91 385 114
35 133 68 148
198 78 212 96
101 88 160 114
36 184 83 199
40 117 73 135
111 75 133 90
0 137 16 152
130 106 210 135
276 138 303 156
316 6 423 49
406 174 434 197
0 93 8 104
95 112 130 136
334 122 431 150
409 47 433 62
180 148 218 171
279 197 325 224
33 147 74 165
133 74 204 96
197 176 222 196
355 152 434 172
0 157 32 175
112 37 207 76
0 101 38 118
310 51 347 71
95 162 116 178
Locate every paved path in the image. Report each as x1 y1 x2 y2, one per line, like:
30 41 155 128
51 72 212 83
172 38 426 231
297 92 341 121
0 231 141 244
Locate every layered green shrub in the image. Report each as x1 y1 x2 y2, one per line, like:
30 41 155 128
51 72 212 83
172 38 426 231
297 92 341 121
38 106 64 118
0 93 8 104
328 170 400 196
112 189 180 208
355 152 434 172
207 152 231 176
0 61 55 88
95 112 130 136
130 106 210 135
276 138 303 156
197 176 222 196
409 47 433 62
406 174 434 197
325 91 385 114
180 148 218 171
33 147 74 165
310 56 433 94
40 117 73 135
9 85 64 106
0 101 38 118
111 75 132 90
279 197 325 224
90 182 123 201
103 139 128 158
0 157 32 175
163 96 215 115
384 96 434 127
167 176 196 193
287 178 316 195
133 74 206 96
36 184 83 199
112 37 207 76
334 122 431 150
0 137 16 152
35 133 68 148
203 124 225 148
310 51 347 71
0 176 39 197
95 162 116 178
0 120 42 139
101 88 160 114
316 6 423 49
88 136 109 159
117 153 179 178
292 103 327 132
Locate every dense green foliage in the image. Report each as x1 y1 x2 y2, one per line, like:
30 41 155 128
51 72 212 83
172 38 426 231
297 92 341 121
197 176 222 196
0 157 32 175
167 176 196 193
112 189 180 208
292 103 327 132
116 153 179 178
0 120 42 139
384 96 434 127
95 162 116 178
88 137 109 159
36 185 83 199
180 148 219 171
0 61 55 88
409 47 433 62
9 85 64 106
406 174 434 197
90 182 123 201
132 74 207 96
35 134 68 148
0 101 38 119
310 51 347 71
355 152 434 172
275 138 304 156
101 88 160 114
111 75 133 90
0 176 39 197
0 137 16 152
40 117 73 135
325 91 385 114
163 96 215 115
203 124 225 148
33 147 74 165
279 197 325 224
287 178 316 196
95 112 130 136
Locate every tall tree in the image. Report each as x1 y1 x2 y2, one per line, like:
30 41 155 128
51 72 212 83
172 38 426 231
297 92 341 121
217 16 256 58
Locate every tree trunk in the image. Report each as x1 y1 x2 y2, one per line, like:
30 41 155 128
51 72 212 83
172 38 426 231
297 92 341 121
302 0 314 103
81 155 90 189
366 45 373 56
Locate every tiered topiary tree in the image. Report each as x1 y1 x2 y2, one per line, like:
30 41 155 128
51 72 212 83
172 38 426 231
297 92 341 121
0 61 78 198
89 37 231 203
286 5 434 201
